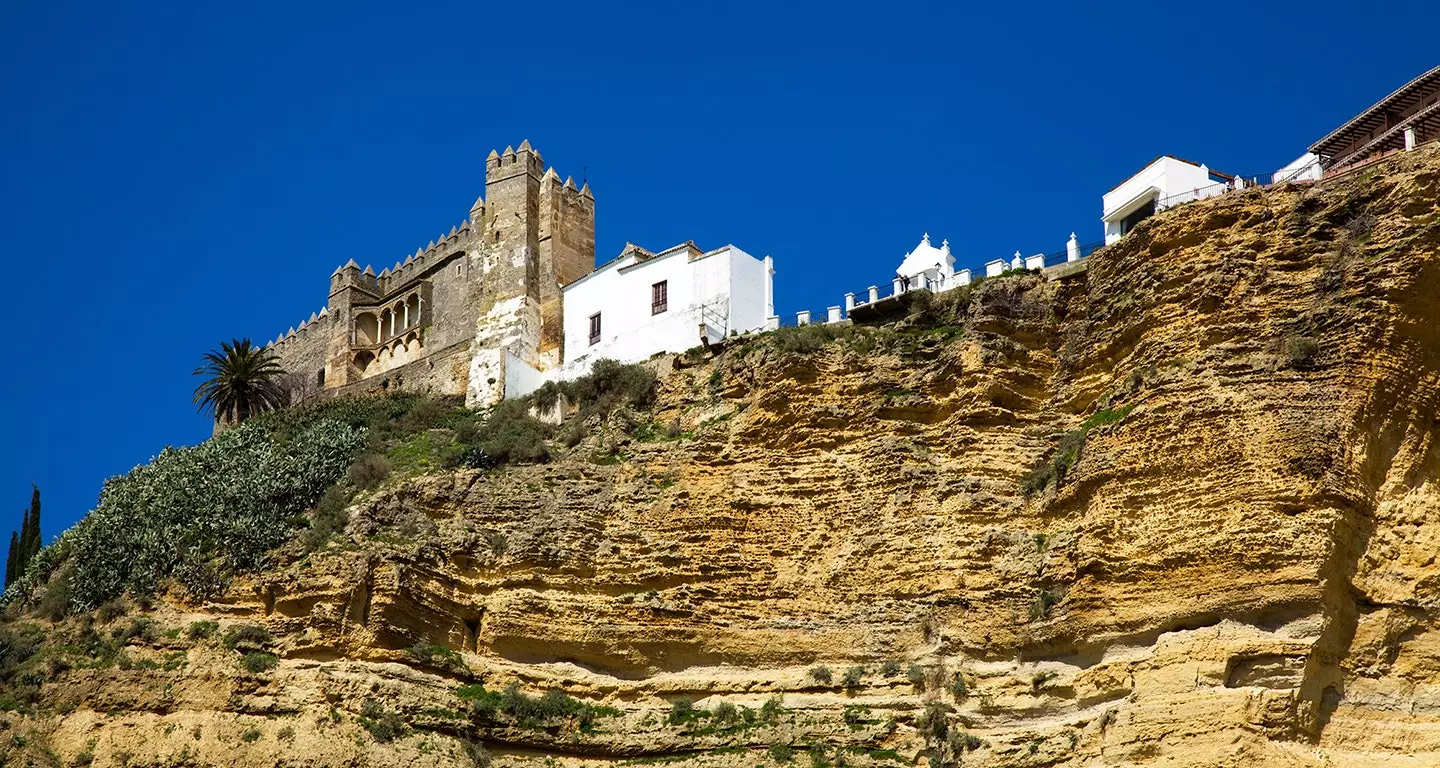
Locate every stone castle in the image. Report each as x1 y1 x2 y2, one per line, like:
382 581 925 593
266 141 594 406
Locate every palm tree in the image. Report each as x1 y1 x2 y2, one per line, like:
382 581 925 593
192 338 289 425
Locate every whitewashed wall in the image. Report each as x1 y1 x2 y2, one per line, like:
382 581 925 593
1102 157 1227 244
503 349 547 400
559 245 772 379
1272 153 1323 184
727 246 773 336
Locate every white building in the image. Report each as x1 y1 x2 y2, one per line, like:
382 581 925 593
1102 156 1235 244
559 241 774 377
895 233 955 287
1271 153 1323 184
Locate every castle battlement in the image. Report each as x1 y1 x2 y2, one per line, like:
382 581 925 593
372 216 476 295
267 307 332 349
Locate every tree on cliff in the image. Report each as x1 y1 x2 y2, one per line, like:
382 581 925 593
5 485 42 588
192 338 288 425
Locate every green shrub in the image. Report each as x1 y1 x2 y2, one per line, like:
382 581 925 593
240 727 261 743
476 400 552 464
497 683 598 727
300 485 351 552
95 598 128 623
808 744 829 768
759 696 784 722
0 623 44 687
466 742 493 768
241 651 278 674
399 397 458 433
712 700 738 724
566 359 658 413
916 701 950 741
881 660 901 677
185 621 219 641
1029 588 1063 621
667 697 697 725
360 699 406 742
406 642 466 674
457 682 616 731
347 454 392 490
906 663 926 689
114 617 156 644
1081 404 1135 430
808 665 833 685
1022 429 1086 496
1284 336 1320 370
841 666 865 690
530 359 658 449
25 416 365 611
771 324 849 355
37 565 74 620
224 625 273 650
768 744 795 763
949 674 968 701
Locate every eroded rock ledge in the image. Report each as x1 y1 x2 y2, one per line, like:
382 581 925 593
4 149 1440 768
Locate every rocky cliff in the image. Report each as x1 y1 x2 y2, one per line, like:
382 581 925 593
3 149 1440 768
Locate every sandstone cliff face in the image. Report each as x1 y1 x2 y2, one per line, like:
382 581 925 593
5 150 1440 768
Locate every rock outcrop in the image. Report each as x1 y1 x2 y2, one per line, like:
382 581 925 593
4 149 1440 767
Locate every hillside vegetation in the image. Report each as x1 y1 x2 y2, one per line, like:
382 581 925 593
3 148 1440 767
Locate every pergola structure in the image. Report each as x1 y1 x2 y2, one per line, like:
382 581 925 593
1311 65 1440 174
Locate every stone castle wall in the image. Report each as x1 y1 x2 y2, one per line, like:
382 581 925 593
263 141 595 408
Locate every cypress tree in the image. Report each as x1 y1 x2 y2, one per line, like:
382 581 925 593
22 485 41 564
4 529 17 587
18 507 33 567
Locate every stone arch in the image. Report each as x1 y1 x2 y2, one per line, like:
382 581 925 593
394 301 408 331
355 312 379 346
406 294 420 327
380 308 394 340
405 331 421 355
352 351 375 377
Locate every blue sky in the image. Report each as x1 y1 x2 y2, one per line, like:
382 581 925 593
1 0 1436 545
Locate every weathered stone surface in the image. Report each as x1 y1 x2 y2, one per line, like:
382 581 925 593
5 149 1440 767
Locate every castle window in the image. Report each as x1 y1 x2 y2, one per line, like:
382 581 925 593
588 313 601 346
651 280 668 315
316 369 325 388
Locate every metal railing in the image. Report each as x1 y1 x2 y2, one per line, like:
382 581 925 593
1156 158 1327 210
767 237 1108 330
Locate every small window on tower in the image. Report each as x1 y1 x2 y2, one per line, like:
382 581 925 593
316 369 326 388
588 313 602 345
651 280 668 315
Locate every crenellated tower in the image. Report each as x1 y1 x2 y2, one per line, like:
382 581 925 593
465 140 595 405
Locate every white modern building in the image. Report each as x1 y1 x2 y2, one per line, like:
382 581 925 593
1102 156 1235 244
559 241 774 377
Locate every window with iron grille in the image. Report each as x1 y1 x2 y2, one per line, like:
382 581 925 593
588 313 601 345
651 280 668 315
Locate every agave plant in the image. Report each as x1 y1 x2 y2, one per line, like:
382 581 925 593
192 338 289 424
